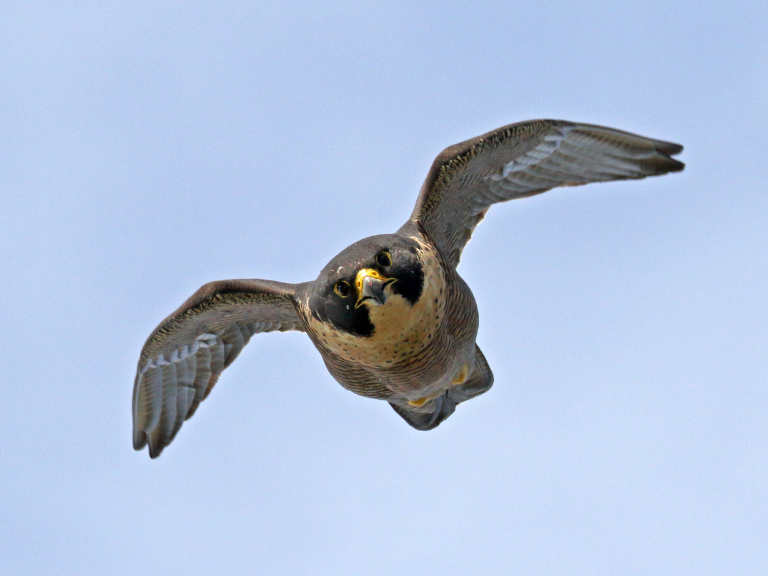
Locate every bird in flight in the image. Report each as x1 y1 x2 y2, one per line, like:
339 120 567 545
132 119 684 458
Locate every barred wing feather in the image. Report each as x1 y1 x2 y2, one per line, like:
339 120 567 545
132 279 306 458
410 120 684 267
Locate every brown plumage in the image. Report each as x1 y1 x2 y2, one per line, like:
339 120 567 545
132 119 684 457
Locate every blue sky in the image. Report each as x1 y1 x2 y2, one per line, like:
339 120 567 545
1 2 767 575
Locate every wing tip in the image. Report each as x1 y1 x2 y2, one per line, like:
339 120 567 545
655 140 684 156
133 429 167 459
147 435 166 459
653 143 685 174
667 158 685 172
133 430 148 451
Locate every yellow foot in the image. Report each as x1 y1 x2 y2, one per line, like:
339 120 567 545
407 365 469 407
451 364 469 385
407 397 429 407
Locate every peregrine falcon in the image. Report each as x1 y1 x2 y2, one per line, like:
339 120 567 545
132 119 684 458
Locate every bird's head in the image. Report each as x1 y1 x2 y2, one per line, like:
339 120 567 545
308 234 425 337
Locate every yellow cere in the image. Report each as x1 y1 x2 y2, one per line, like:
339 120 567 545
354 268 385 294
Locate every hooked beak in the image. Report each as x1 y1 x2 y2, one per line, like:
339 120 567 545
355 268 396 308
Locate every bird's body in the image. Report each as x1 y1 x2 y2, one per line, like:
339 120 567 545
132 119 684 457
295 225 488 428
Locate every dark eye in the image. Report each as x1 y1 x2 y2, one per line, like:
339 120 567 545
334 281 351 298
376 252 391 267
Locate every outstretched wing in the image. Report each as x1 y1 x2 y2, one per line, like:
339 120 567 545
132 279 306 458
409 119 685 267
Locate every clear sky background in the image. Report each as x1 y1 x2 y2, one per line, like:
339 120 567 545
1 2 766 575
